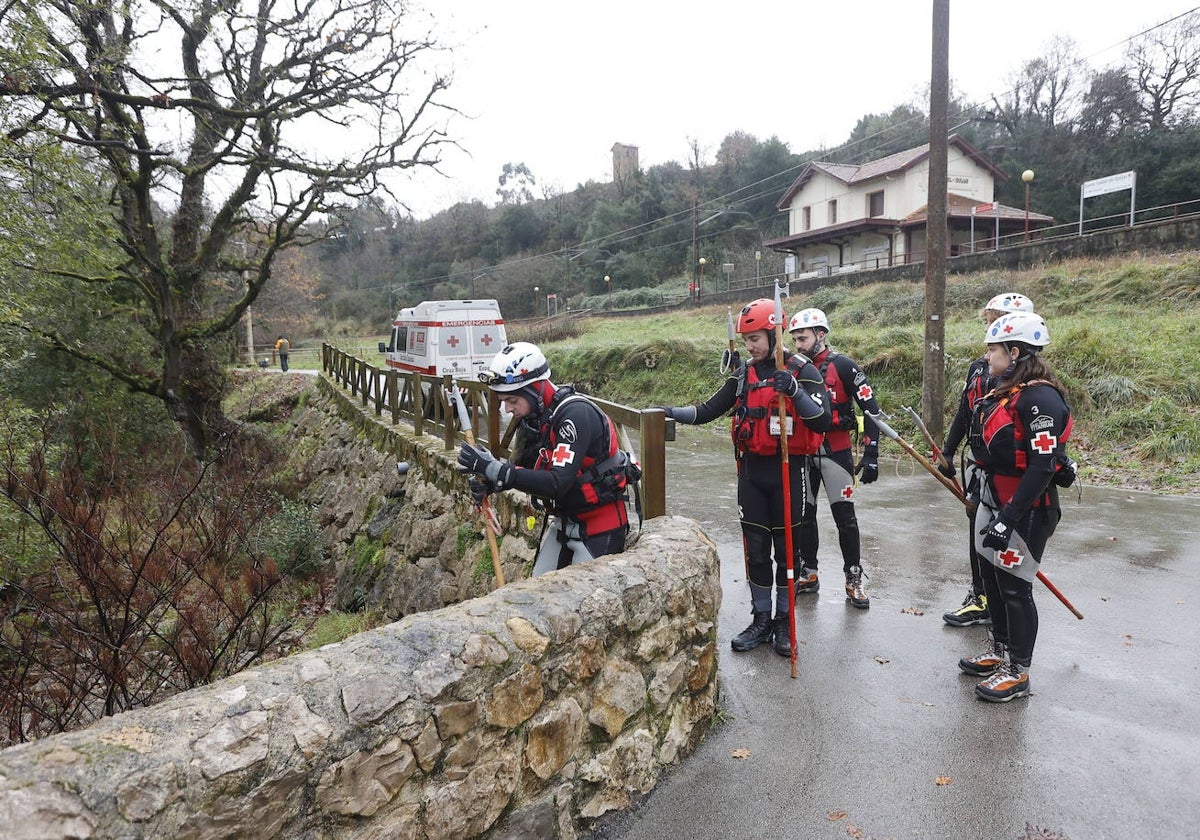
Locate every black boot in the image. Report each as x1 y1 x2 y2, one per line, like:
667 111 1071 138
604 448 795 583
731 610 773 652
772 613 792 657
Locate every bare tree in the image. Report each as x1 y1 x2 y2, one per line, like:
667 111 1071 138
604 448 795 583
0 0 454 457
1125 11 1200 130
0 411 305 744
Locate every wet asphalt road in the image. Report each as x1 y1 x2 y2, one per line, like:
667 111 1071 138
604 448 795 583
589 425 1200 840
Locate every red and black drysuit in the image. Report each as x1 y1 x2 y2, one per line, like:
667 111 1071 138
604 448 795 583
669 353 830 618
968 380 1073 669
800 348 882 576
943 356 993 595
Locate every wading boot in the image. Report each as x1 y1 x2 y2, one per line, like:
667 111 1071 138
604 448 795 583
771 613 792 658
795 566 819 594
975 660 1031 703
943 591 991 627
959 638 1006 676
731 610 773 652
845 565 869 609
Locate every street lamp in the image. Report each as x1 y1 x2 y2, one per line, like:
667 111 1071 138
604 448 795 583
604 275 611 309
533 286 539 318
697 257 706 301
1022 169 1035 242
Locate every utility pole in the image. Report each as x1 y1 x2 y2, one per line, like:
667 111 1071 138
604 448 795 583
922 0 949 441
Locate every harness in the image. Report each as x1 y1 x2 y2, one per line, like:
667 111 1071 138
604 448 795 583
816 351 857 432
533 389 643 533
971 380 1076 499
731 357 824 456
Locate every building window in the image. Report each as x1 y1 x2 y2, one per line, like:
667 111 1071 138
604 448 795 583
802 206 811 231
828 200 838 225
867 190 884 217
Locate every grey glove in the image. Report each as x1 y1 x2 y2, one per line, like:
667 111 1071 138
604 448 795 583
456 442 514 488
659 405 697 424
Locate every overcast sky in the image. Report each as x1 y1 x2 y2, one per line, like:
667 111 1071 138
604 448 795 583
395 1 1199 218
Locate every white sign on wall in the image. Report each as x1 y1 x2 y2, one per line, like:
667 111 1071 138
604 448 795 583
1079 170 1137 233
1081 170 1136 199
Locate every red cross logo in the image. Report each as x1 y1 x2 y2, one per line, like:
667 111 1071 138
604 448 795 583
857 384 873 400
1031 431 1057 454
998 547 1024 568
550 443 576 467
445 334 460 348
480 332 494 347
1003 323 1014 334
841 484 855 500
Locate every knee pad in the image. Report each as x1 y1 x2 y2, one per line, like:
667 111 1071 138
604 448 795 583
831 501 858 530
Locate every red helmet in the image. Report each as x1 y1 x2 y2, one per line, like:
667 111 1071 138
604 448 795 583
736 299 781 334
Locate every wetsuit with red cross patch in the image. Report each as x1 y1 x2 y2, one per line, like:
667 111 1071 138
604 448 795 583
968 380 1072 668
800 349 882 576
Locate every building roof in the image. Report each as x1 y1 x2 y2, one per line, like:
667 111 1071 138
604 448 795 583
901 193 1054 226
775 135 1008 210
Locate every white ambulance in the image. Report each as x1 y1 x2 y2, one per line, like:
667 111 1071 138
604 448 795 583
378 299 508 378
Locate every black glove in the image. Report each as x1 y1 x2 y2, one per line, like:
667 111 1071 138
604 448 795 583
468 476 492 507
456 442 513 488
855 446 879 484
771 370 799 398
980 511 1017 550
936 448 956 479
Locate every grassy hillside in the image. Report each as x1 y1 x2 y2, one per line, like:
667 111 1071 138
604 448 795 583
529 251 1200 495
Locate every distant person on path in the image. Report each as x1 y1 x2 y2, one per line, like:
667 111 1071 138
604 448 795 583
959 311 1074 702
457 342 634 575
939 292 1035 628
660 299 831 656
274 335 290 371
788 308 881 610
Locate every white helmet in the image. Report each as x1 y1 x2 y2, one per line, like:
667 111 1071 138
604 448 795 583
480 342 550 392
985 312 1050 348
984 292 1034 313
788 307 830 334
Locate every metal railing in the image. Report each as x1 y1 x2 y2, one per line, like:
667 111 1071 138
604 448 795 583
320 344 673 519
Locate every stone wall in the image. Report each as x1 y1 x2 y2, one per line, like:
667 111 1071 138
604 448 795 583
0 514 720 839
289 377 549 616
0 374 722 838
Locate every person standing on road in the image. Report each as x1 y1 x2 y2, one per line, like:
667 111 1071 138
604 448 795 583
788 308 881 609
939 292 1036 628
959 311 1074 702
660 299 831 656
456 341 634 576
274 335 290 372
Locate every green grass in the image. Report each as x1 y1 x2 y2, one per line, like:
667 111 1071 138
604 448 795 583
540 251 1200 494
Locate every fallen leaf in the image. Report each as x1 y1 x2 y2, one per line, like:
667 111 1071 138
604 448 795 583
901 606 925 616
846 824 863 839
731 748 751 760
1108 535 1118 541
827 810 847 821
873 656 890 665
935 775 953 785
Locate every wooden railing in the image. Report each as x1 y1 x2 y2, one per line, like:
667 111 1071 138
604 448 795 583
321 344 673 519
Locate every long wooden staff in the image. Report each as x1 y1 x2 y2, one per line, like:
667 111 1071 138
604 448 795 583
869 412 1082 619
450 386 506 589
773 282 799 678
